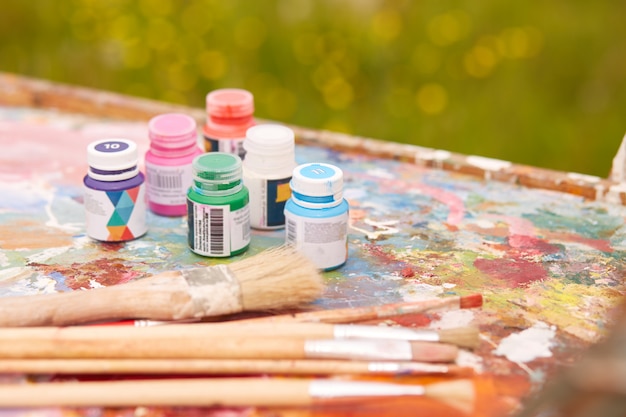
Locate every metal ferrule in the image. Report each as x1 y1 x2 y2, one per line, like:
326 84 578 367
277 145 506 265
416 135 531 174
308 380 426 399
303 339 413 361
333 324 441 342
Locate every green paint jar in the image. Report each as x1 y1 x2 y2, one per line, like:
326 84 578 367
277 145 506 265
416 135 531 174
187 152 250 257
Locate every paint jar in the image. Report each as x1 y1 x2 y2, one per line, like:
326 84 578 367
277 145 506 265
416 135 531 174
83 138 147 242
145 113 204 217
203 88 255 159
242 124 297 230
284 163 349 270
187 152 250 257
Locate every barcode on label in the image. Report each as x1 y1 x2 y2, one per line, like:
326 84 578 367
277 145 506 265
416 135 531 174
210 208 224 253
286 219 297 243
242 217 250 241
150 173 182 190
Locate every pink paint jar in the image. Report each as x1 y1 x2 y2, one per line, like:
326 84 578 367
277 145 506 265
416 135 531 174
145 113 204 216
203 88 255 159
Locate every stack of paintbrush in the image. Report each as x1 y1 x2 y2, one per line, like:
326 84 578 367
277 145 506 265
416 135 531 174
0 246 483 413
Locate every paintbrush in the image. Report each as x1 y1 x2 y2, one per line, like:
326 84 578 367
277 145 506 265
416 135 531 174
0 358 472 376
0 336 459 362
83 292 483 327
0 323 480 349
0 377 476 413
235 293 483 324
0 246 324 327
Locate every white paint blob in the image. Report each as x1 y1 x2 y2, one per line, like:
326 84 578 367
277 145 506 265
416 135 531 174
430 309 475 329
494 321 556 363
467 155 512 171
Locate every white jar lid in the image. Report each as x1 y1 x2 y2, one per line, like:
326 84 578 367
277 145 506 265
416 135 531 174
87 138 139 182
291 163 343 203
244 124 294 154
243 124 296 174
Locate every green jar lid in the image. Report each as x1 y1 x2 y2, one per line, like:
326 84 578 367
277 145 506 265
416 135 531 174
192 152 243 194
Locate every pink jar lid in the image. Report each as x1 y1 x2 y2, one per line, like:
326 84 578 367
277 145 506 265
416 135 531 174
206 89 254 118
148 113 197 149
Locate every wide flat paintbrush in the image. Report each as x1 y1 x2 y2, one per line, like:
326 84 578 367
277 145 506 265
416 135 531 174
0 377 476 413
0 323 480 349
0 246 323 327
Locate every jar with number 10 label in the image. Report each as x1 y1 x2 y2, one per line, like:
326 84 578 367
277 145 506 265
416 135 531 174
83 138 147 242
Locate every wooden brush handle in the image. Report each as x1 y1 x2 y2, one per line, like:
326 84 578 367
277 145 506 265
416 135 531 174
0 378 314 407
0 273 200 326
0 358 468 376
0 337 457 362
0 337 308 359
0 321 335 340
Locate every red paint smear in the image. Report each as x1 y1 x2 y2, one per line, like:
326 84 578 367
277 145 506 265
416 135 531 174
365 244 417 278
474 257 547 287
508 234 560 255
30 258 144 290
389 313 433 327
414 183 465 226
400 266 415 278
548 231 614 253
364 243 400 264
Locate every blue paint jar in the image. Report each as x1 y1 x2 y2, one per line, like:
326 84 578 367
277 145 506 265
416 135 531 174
284 163 349 270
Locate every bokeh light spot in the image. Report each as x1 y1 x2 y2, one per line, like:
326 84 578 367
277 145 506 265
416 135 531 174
146 18 176 50
109 15 139 42
498 26 543 59
311 61 342 92
139 0 173 17
464 44 498 78
197 50 228 80
265 87 298 120
416 83 448 115
322 77 354 110
181 2 213 36
427 10 471 46
371 9 403 42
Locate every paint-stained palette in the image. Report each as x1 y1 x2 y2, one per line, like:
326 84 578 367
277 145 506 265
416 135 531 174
1 105 625 417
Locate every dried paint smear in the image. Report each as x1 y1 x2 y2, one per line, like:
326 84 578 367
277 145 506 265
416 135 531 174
494 322 557 363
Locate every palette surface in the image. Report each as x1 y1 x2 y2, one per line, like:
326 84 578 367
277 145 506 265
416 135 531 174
0 94 625 416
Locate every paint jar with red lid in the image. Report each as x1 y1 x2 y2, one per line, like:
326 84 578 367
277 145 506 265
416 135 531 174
203 88 255 160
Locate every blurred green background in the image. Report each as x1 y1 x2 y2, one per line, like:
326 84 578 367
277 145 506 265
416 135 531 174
1 0 625 177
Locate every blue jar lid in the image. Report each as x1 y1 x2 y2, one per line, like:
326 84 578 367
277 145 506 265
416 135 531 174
290 163 343 206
